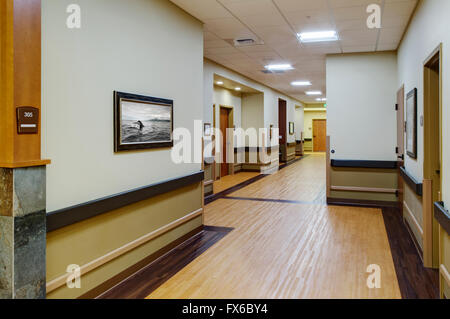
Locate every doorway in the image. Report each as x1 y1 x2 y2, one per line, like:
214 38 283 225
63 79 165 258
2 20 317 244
313 119 327 152
278 99 287 161
423 44 442 268
220 106 232 177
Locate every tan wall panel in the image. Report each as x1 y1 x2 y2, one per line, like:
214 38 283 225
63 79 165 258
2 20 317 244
330 167 398 202
46 183 202 298
403 182 424 226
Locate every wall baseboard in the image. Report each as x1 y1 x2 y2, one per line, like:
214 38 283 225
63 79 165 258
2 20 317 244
78 225 204 299
46 207 203 294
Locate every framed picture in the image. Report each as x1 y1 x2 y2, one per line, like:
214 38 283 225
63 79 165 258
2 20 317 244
204 123 212 136
289 122 295 135
406 88 417 159
114 91 173 152
269 124 274 140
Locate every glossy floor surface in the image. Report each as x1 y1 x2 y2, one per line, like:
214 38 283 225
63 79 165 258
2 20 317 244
213 172 260 194
147 154 402 299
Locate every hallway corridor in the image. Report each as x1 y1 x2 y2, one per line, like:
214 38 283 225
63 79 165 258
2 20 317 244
147 155 401 299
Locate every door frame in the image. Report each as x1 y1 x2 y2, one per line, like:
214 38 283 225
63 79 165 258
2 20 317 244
219 105 234 179
313 119 327 152
423 43 442 268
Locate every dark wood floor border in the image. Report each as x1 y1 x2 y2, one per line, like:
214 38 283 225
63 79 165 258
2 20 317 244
327 197 400 209
381 207 439 299
399 166 423 196
331 159 398 169
224 196 321 205
47 171 204 232
78 225 204 299
97 225 233 299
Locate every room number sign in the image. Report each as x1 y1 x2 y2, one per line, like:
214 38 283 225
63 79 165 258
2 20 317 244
16 107 39 134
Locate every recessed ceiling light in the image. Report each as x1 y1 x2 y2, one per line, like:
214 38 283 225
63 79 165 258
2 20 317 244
216 81 224 85
264 64 294 71
298 30 338 43
306 91 322 95
235 87 241 91
291 81 312 86
316 98 327 102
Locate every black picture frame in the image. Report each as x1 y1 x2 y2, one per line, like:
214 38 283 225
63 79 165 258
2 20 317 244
406 88 417 159
114 91 174 152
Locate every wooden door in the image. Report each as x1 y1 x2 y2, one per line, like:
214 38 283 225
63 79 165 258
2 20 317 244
220 107 230 177
313 119 326 152
278 99 287 161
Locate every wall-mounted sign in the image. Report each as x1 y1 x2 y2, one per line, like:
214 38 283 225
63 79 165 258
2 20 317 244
16 107 39 134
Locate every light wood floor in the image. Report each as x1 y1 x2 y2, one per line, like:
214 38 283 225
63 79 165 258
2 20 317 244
213 172 260 194
147 154 401 299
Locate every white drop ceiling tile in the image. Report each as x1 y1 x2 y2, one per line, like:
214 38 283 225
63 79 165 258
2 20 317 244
302 43 342 55
253 25 296 45
205 45 242 55
383 0 417 18
335 18 367 31
204 39 234 49
293 21 336 33
241 13 287 28
285 10 331 27
220 0 279 16
274 0 329 12
379 27 405 44
170 0 233 20
377 43 398 51
332 5 368 21
329 0 382 8
342 44 375 53
339 29 378 46
203 18 254 39
238 44 276 53
381 14 410 28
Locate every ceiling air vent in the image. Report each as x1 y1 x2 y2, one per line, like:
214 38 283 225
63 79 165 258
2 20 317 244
226 37 264 47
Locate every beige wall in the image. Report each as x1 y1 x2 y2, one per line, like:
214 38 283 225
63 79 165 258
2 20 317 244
294 106 304 141
304 110 326 139
241 93 264 133
42 0 203 211
398 0 450 206
213 86 242 128
327 52 397 161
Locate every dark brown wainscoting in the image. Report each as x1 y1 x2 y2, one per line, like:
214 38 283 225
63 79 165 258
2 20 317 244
47 171 204 232
382 207 439 299
331 159 398 169
97 226 233 299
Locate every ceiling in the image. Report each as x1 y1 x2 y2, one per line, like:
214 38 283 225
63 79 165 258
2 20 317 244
214 75 262 93
170 0 417 103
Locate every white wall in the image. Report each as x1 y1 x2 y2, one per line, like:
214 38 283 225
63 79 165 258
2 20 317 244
327 52 398 161
204 59 303 146
398 0 450 205
42 0 203 211
242 93 264 132
304 110 326 139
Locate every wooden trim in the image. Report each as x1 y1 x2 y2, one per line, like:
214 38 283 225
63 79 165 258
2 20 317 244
0 159 50 168
201 137 205 225
204 180 214 187
422 179 433 267
440 264 450 288
287 142 296 147
326 136 330 198
331 159 398 169
403 200 423 237
46 207 204 293
400 166 423 196
46 171 204 232
435 202 450 236
78 225 204 299
331 185 398 194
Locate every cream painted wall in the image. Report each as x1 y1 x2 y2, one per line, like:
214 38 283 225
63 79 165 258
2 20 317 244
204 59 303 146
213 86 242 128
398 0 450 205
327 52 397 161
42 0 203 211
242 93 264 132
303 110 326 139
294 106 304 141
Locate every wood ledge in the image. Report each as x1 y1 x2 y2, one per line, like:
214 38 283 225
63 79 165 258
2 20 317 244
0 159 51 168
